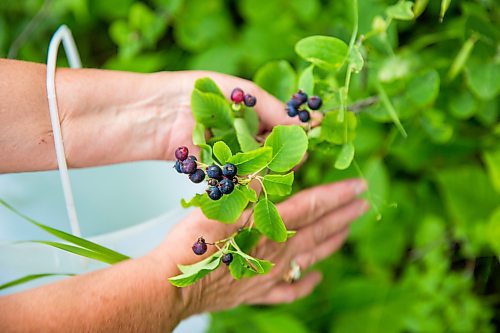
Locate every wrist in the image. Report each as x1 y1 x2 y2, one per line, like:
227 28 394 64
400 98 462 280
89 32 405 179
56 69 179 168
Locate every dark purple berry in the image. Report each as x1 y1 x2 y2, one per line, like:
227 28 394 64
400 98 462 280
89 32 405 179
192 237 207 255
243 94 257 107
298 110 311 123
222 163 237 178
222 253 233 265
286 102 299 117
289 97 303 109
188 155 197 161
175 146 189 161
174 160 183 173
231 88 245 103
232 176 239 184
218 178 235 195
206 186 223 200
182 159 197 174
189 169 205 183
307 96 322 110
293 90 308 104
208 178 219 186
206 164 223 180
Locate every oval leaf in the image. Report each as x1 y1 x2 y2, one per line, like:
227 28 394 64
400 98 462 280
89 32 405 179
265 125 308 172
334 143 355 170
213 141 232 164
295 35 348 70
263 172 294 196
234 118 261 152
253 198 287 242
228 147 272 175
191 89 233 129
200 188 249 223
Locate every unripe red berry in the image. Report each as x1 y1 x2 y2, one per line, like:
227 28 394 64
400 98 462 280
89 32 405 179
231 88 245 103
175 146 189 161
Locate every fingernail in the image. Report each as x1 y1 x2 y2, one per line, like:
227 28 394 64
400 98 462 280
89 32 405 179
354 180 367 195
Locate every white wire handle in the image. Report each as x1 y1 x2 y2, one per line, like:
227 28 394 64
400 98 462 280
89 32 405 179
46 25 82 236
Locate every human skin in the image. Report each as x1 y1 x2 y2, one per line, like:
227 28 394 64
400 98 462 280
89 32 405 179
0 59 368 332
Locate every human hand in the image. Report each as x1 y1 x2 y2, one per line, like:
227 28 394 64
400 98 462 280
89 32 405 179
147 178 368 319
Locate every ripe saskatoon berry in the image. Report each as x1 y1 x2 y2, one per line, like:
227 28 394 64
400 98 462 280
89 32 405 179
188 155 197 161
222 253 233 265
243 94 257 107
286 103 299 117
189 169 205 183
182 159 197 174
206 164 223 180
174 160 183 173
293 90 308 104
175 146 189 161
289 97 303 109
222 163 237 178
231 88 245 103
208 178 219 186
298 110 311 123
206 186 223 200
218 178 235 195
307 96 322 110
192 237 207 255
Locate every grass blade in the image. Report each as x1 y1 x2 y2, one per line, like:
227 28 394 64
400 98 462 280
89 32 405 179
30 241 124 264
0 199 129 262
376 82 408 138
0 273 74 291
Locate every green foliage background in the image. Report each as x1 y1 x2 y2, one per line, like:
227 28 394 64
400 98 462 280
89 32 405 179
1 0 499 331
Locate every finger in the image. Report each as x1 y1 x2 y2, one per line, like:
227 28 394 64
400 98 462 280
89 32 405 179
290 199 368 251
279 178 367 229
294 227 350 270
249 271 322 305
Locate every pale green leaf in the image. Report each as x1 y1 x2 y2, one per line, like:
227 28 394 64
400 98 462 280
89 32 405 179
200 187 249 223
228 147 273 175
295 35 349 70
349 46 364 73
262 172 294 196
213 141 232 164
234 118 260 152
298 65 315 95
194 77 225 97
335 143 355 170
265 125 308 172
191 89 233 129
254 198 287 242
386 1 414 20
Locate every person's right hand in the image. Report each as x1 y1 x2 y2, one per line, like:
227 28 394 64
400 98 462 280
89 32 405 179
147 178 368 319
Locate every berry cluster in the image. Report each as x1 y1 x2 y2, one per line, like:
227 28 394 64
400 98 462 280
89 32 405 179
191 237 234 265
231 87 257 107
285 90 322 123
205 163 238 200
174 146 206 183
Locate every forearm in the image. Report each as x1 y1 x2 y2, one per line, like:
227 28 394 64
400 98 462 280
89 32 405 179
0 59 181 173
0 255 185 332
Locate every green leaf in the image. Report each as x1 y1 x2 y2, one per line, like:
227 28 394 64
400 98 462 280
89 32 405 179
349 45 364 73
0 273 75 291
192 123 213 164
254 198 287 242
335 143 355 170
239 185 258 202
194 77 225 98
320 110 357 144
200 187 249 223
465 62 500 100
234 228 261 253
0 199 129 263
177 251 222 274
169 253 222 287
298 65 315 94
440 0 451 22
448 90 477 119
229 253 273 279
483 149 500 193
30 241 123 264
420 109 454 143
181 193 204 208
213 141 232 164
254 60 296 102
191 89 233 129
227 147 273 175
263 172 294 196
376 82 408 138
234 118 261 152
406 70 440 108
413 0 430 18
295 35 349 70
386 1 414 20
265 125 308 172
243 107 259 136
